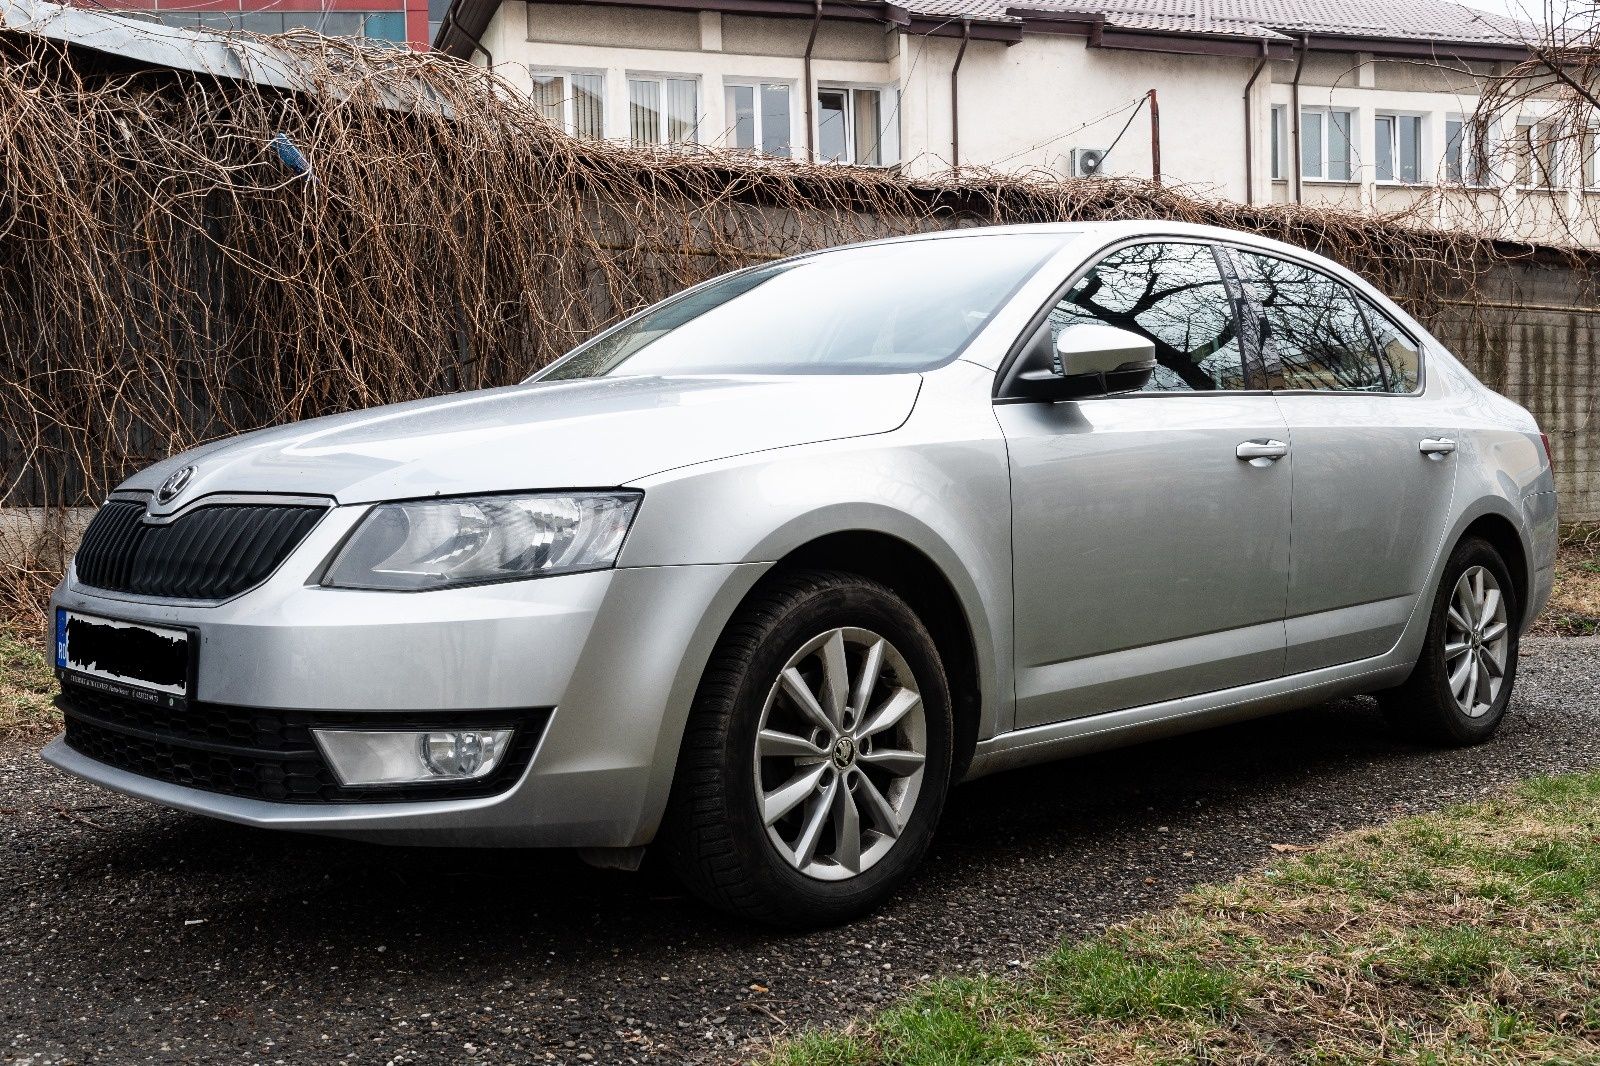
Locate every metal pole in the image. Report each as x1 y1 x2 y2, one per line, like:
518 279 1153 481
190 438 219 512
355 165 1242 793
1147 88 1161 186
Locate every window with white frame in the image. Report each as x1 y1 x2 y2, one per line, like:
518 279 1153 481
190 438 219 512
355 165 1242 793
1582 127 1600 189
530 70 605 139
817 86 899 167
1374 113 1422 183
1300 107 1354 181
1443 115 1483 185
628 75 699 146
725 81 793 158
1270 105 1286 180
1514 117 1559 189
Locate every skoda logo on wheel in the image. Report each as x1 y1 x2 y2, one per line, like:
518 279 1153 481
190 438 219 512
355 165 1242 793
155 464 196 505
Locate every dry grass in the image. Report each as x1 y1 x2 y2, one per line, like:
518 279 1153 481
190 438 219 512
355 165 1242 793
766 773 1600 1065
1535 524 1600 637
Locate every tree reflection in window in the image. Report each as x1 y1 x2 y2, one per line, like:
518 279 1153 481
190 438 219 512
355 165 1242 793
1234 251 1385 392
1363 308 1421 393
1048 243 1245 391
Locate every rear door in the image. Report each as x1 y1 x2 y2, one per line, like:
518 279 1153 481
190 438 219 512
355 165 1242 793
1228 248 1457 673
995 240 1293 728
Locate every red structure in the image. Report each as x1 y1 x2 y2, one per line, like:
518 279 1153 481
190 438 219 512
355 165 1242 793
88 0 439 50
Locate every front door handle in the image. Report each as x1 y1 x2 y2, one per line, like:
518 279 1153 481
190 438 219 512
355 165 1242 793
1236 439 1289 465
1420 437 1457 458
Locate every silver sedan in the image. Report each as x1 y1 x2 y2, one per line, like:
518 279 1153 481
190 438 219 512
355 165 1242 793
45 222 1558 925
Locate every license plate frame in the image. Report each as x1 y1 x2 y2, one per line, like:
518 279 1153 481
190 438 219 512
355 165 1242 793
55 608 195 707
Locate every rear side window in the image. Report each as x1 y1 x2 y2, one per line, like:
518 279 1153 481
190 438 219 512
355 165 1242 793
1043 242 1247 391
1361 306 1422 393
1234 251 1384 392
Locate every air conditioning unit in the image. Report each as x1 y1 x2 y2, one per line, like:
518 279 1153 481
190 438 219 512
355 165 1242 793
1071 147 1108 178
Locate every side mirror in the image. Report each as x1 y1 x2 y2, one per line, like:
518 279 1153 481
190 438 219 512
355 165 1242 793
1008 323 1158 401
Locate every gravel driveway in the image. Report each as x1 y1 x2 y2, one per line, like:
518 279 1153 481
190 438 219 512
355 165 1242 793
5 635 1598 1065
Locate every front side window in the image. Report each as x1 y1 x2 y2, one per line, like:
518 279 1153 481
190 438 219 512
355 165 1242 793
531 70 606 139
1043 243 1246 392
1301 107 1353 181
629 75 699 146
1375 113 1422 183
817 86 897 166
726 81 793 158
542 235 1066 379
1235 251 1384 392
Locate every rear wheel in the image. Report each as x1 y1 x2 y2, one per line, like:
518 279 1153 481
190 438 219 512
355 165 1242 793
663 570 953 927
1379 537 1519 745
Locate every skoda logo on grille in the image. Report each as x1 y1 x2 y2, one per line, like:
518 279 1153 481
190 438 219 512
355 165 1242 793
154 464 196 506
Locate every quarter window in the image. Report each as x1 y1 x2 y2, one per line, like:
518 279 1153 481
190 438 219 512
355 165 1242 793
1234 251 1385 392
1043 243 1247 392
1362 307 1422 393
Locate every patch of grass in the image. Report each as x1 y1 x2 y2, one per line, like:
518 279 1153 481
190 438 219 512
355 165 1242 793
1536 523 1600 636
1042 938 1238 1022
0 631 57 740
765 774 1600 1064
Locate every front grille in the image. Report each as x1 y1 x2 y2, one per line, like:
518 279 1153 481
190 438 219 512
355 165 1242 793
74 498 326 601
59 679 548 803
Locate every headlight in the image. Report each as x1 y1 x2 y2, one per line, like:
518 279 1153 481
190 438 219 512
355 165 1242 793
322 491 641 591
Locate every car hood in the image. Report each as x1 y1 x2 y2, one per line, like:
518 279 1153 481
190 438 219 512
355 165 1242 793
120 374 923 509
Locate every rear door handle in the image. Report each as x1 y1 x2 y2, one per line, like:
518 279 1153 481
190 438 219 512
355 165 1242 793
1420 437 1457 457
1236 439 1289 464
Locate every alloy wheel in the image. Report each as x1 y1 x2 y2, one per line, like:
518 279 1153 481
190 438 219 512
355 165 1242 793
753 627 927 881
1444 564 1510 718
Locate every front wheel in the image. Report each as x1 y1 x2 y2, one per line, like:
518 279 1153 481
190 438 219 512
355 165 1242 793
662 570 953 927
1379 537 1520 746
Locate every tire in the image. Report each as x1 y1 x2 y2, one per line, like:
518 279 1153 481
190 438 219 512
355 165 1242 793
1379 537 1520 746
662 569 954 927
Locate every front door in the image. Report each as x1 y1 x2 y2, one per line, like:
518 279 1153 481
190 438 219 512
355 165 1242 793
1229 248 1458 672
995 241 1293 729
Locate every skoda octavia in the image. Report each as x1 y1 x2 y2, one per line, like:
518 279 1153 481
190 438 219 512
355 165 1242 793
46 222 1558 925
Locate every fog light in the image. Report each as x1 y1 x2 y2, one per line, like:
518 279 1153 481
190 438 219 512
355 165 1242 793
313 728 514 787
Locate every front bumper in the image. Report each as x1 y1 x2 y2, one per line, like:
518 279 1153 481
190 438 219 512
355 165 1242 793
46 539 768 847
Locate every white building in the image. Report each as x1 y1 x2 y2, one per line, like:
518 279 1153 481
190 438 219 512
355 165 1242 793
434 0 1591 239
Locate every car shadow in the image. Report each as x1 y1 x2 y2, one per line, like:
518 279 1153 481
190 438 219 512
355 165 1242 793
54 694 1442 961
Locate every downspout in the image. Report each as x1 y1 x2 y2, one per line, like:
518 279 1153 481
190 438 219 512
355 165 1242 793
1290 33 1307 203
803 0 822 161
1242 43 1268 205
950 18 971 172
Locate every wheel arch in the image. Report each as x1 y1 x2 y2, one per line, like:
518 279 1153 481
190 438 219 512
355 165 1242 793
757 530 985 780
1456 511 1531 627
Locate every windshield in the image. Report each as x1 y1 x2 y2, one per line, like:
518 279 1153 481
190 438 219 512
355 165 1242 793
541 234 1067 379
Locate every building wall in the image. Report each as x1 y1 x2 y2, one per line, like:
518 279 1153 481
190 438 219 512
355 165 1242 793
895 33 1258 188
482 2 897 155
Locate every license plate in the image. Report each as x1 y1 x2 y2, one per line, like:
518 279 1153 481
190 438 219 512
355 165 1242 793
56 609 191 705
